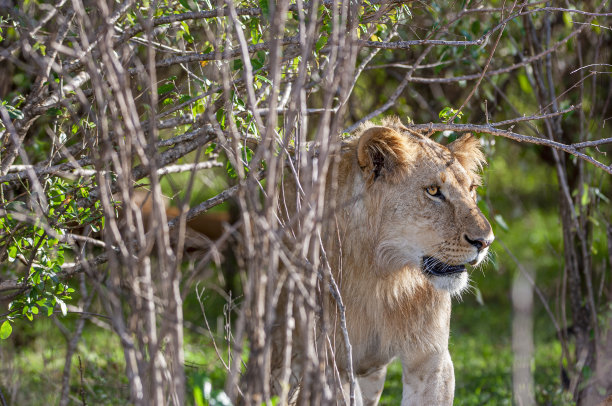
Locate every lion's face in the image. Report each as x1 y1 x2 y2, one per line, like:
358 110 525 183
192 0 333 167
355 122 494 294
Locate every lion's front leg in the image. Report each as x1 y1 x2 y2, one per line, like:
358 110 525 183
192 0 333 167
400 350 455 406
357 366 387 406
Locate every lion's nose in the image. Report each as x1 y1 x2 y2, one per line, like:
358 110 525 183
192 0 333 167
464 235 492 251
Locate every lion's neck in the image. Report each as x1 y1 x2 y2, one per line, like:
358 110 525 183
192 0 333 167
338 253 452 353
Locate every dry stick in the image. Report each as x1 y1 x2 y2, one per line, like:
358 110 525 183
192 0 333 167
113 7 261 48
4 161 221 180
0 0 70 62
58 0 141 73
543 4 600 360
0 251 109 294
73 2 145 400
0 125 217 183
196 285 230 371
490 104 580 127
1 110 609 295
248 7 289 328
227 1 266 136
0 105 49 215
29 8 76 104
449 0 513 123
0 70 90 176
78 356 87 406
142 3 186 400
320 233 355 406
344 44 435 133
128 36 300 74
87 130 216 203
409 122 612 174
391 12 600 86
358 38 486 47
59 286 95 406
0 0 132 167
572 137 612 150
357 5 612 53
103 0 405 56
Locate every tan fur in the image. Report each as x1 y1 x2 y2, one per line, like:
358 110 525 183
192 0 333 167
275 118 494 405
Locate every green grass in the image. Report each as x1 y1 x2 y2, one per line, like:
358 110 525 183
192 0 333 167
1 288 572 405
0 318 129 405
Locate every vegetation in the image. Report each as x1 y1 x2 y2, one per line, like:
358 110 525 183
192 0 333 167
1 0 611 405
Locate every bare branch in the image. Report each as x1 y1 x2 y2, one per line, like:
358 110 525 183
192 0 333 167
408 122 612 174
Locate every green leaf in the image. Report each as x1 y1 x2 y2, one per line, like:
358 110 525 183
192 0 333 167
471 20 481 35
233 58 244 71
7 245 17 262
0 321 12 339
205 143 216 155
517 73 533 94
158 83 175 95
259 0 270 19
252 55 265 70
591 19 601 34
250 25 261 44
581 183 590 207
178 0 193 10
216 108 226 129
438 106 463 123
46 107 63 116
180 21 194 43
178 94 191 104
226 160 237 179
255 74 271 85
2 102 24 120
315 36 328 51
562 12 572 29
194 386 205 406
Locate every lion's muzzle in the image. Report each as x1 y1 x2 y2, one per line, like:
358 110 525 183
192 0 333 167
421 256 467 277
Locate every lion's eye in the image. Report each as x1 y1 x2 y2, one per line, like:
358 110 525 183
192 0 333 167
426 185 443 198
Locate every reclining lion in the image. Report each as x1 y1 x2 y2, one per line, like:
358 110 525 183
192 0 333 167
274 117 494 405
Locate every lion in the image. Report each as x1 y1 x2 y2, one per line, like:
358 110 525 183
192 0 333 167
273 117 494 405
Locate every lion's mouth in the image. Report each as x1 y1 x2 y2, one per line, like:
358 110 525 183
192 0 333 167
422 256 466 276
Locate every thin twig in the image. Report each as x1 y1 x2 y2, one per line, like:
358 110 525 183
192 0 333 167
490 104 580 127
409 122 612 174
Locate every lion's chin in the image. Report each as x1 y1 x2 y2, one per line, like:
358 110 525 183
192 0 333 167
427 271 468 295
421 256 469 294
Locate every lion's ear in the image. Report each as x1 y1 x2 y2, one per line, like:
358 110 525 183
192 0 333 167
357 127 411 184
447 134 486 173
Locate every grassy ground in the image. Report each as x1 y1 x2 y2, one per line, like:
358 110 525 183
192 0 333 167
0 284 573 406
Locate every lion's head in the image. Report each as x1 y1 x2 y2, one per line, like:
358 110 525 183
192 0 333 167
344 117 494 294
